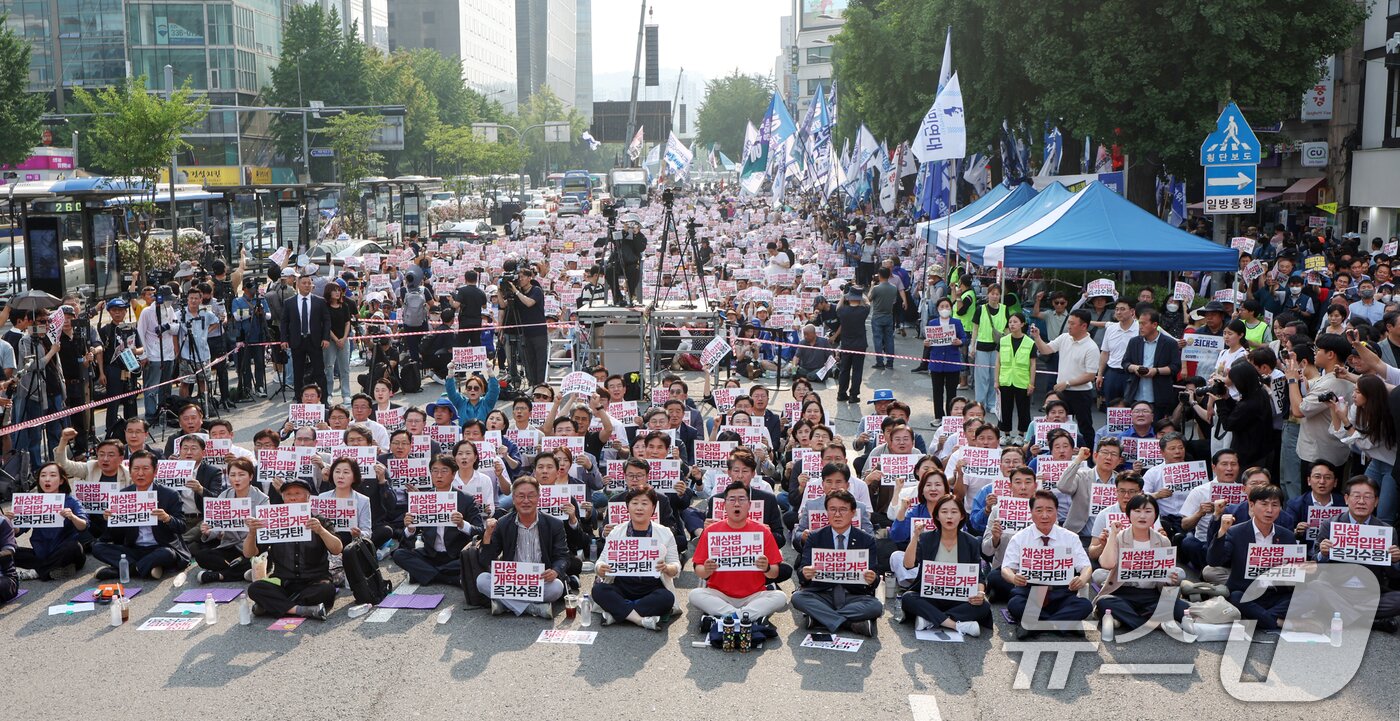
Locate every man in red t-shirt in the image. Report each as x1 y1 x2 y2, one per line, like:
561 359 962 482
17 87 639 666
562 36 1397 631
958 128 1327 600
690 482 789 622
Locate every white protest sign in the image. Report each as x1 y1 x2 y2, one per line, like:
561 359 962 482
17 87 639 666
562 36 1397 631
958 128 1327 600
288 403 324 428
707 531 765 571
1117 547 1176 583
1160 461 1208 494
408 491 457 527
1329 523 1393 566
1181 334 1223 365
73 481 116 515
1245 543 1307 582
604 537 662 577
10 493 64 528
107 491 157 527
1019 546 1075 586
310 497 357 532
203 497 252 532
491 561 545 602
920 561 980 601
154 460 195 489
811 548 869 585
255 503 311 544
560 371 600 396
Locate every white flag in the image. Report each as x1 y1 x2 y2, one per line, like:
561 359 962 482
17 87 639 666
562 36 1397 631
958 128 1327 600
912 73 966 163
581 131 601 151
627 126 645 161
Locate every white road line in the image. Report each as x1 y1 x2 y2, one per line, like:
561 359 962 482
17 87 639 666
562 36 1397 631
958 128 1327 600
908 694 943 721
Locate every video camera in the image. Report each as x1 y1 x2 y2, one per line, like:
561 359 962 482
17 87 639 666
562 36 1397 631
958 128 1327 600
661 188 675 208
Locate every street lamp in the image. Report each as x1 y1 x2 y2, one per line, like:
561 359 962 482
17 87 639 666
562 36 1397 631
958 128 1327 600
471 121 571 200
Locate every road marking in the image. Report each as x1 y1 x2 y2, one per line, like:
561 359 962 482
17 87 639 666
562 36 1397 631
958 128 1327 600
1100 663 1194 675
908 694 942 721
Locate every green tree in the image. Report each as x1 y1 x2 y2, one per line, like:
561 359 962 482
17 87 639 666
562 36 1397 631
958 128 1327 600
834 0 1364 176
368 50 438 175
321 113 385 233
426 124 524 176
402 49 498 126
509 86 591 182
266 4 372 169
73 75 208 279
0 14 45 165
695 71 774 158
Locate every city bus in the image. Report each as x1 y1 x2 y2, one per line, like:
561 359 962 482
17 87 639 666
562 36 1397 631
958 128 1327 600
559 170 592 203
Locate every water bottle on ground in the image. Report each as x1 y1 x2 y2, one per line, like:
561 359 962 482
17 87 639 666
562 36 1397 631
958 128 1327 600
1330 612 1344 647
204 593 218 625
118 554 130 584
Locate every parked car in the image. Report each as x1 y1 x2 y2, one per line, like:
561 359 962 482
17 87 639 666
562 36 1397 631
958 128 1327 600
521 208 549 231
430 219 498 244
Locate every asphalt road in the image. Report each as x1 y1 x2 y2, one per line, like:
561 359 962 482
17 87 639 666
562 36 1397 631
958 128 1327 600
3 330 1397 720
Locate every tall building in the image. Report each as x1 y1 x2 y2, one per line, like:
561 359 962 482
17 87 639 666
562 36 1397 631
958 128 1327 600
574 0 592 121
515 0 575 108
1350 2 1400 239
0 0 284 166
388 0 517 106
299 0 389 52
791 0 840 115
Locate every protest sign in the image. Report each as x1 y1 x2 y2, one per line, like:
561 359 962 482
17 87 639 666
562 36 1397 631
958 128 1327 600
1244 543 1306 582
73 481 116 515
812 548 869 585
926 324 956 346
1086 279 1116 298
107 491 157 527
377 407 404 431
315 429 346 453
648 459 682 493
505 428 542 458
603 460 628 495
1306 505 1346 542
1242 260 1266 283
960 447 1001 492
719 424 769 447
1019 546 1075 586
450 346 489 374
805 509 863 532
138 617 203 632
331 445 378 477
205 438 232 472
607 501 659 527
1117 547 1176 583
1129 438 1164 468
426 424 460 447
1105 407 1133 435
529 402 550 428
10 493 63 528
695 441 736 471
652 386 672 407
700 336 731 368
1034 422 1078 446
793 448 823 477
605 537 663 578
491 561 545 602
539 436 584 456
288 403 324 429
154 460 195 489
408 492 457 527
800 635 864 652
1172 282 1194 302
712 388 737 413
536 630 597 645
998 497 1032 533
1211 482 1246 505
1161 461 1208 494
1035 459 1071 490
875 453 921 488
1329 523 1393 566
559 370 599 396
538 484 574 519
203 497 252 532
256 449 299 489
1230 236 1256 254
310 497 356 532
1181 334 1223 366
1090 483 1118 516
707 531 765 571
860 415 885 435
920 561 980 601
255 503 310 544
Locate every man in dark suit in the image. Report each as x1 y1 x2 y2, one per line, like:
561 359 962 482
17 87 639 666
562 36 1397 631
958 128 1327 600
1207 485 1296 632
1121 308 1182 419
792 490 883 636
1307 475 1400 630
394 476 484 586
473 477 571 617
93 451 190 579
280 273 331 393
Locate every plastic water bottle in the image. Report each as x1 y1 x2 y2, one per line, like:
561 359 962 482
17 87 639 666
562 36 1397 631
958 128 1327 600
118 554 130 584
1330 612 1344 647
579 594 593 627
238 597 253 626
1101 609 1115 642
884 573 896 599
204 593 218 625
436 607 453 624
109 596 123 627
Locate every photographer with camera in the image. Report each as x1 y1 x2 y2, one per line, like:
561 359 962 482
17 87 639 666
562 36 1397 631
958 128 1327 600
56 297 101 454
1291 333 1356 481
175 285 222 403
232 277 269 400
500 265 549 387
137 284 180 425
606 211 647 306
96 298 142 435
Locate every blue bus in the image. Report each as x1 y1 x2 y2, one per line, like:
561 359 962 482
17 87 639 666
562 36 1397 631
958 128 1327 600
559 170 592 203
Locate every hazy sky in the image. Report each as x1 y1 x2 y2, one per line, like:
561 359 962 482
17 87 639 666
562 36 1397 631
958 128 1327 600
592 0 788 82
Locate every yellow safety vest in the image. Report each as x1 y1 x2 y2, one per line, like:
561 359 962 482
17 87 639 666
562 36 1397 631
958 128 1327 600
975 303 1009 345
998 333 1033 388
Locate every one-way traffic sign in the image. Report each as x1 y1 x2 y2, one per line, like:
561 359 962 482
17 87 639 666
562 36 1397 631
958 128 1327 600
1203 165 1256 213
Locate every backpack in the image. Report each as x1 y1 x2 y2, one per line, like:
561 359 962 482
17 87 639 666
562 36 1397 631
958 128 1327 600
401 286 429 327
341 537 392 605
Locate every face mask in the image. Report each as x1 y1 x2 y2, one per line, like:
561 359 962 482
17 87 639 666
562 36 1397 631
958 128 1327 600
1361 289 1375 299
938 308 951 319
1166 302 1179 313
1289 286 1302 296
1382 294 1393 304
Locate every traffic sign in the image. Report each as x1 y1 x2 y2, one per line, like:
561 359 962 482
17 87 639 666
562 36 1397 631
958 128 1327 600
1203 165 1256 214
1200 102 1260 166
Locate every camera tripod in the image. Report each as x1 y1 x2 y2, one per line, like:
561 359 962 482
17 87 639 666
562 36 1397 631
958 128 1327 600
649 189 714 311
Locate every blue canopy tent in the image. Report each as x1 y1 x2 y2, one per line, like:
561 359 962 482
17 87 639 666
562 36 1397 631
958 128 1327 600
957 182 1075 264
981 182 1239 271
925 182 1040 253
914 182 1008 246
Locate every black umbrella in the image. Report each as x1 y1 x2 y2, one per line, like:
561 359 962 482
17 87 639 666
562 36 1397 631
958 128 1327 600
5 289 62 312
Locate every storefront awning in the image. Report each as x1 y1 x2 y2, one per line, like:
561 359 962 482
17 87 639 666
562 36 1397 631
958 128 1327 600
1280 176 1327 205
